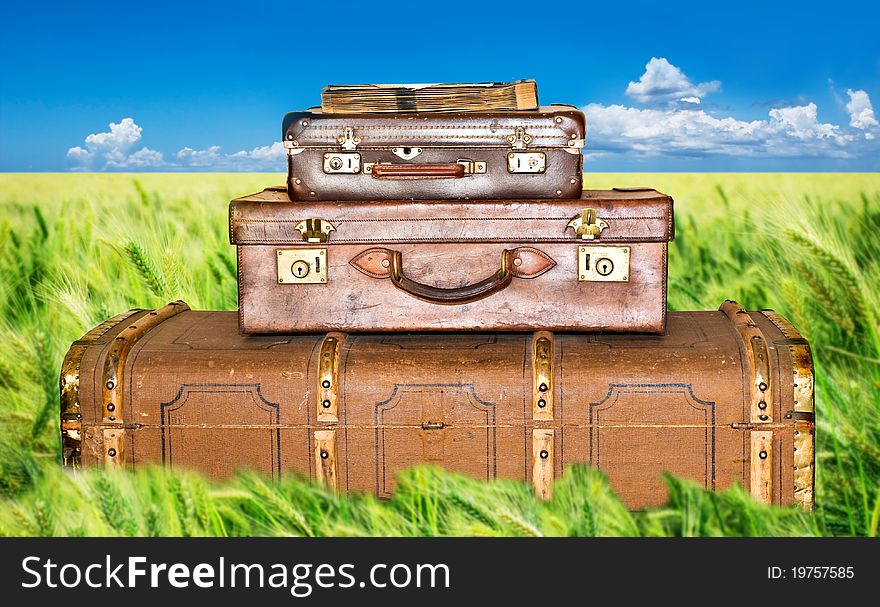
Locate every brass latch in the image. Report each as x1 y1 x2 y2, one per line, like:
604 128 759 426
421 421 446 430
336 127 360 150
506 126 532 149
294 218 336 243
567 208 609 240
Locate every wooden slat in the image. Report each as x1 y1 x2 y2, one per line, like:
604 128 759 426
317 333 346 422
750 430 773 504
103 428 124 469
314 430 339 493
532 332 554 421
532 429 554 500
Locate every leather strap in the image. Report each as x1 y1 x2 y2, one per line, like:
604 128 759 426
349 247 555 305
370 163 466 179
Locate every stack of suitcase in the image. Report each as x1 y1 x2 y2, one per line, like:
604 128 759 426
60 83 815 510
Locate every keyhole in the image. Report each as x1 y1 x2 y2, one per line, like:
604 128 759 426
596 258 613 276
290 260 310 278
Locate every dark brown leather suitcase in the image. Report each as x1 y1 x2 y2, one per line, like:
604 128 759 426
230 187 674 334
61 300 815 511
282 105 585 201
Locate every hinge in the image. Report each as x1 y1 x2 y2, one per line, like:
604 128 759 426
567 208 609 240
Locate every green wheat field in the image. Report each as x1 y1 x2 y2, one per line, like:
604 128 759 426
0 173 877 537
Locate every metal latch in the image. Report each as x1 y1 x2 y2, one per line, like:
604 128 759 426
456 159 487 174
508 152 546 173
294 218 336 243
506 126 532 149
336 127 360 150
567 208 609 240
277 248 327 284
578 246 629 282
323 152 361 173
421 421 447 430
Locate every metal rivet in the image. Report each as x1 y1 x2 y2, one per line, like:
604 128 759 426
570 178 577 184
539 383 548 392
759 414 769 421
107 448 117 457
785 412 792 419
759 450 768 460
301 120 308 126
540 450 549 459
537 399 546 408
295 179 302 185
513 257 522 267
555 116 563 123
287 134 294 140
322 400 331 408
795 430 800 436
758 382 768 391
106 403 115 412
555 190 563 196
322 380 331 389
310 192 316 197
320 450 329 459
105 380 115 390
758 400 767 410
108 416 115 421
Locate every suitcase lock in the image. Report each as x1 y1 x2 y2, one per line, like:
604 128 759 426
277 248 328 284
578 246 630 282
567 208 609 240
507 152 546 173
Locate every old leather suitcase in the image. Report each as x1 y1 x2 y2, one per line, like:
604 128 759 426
230 187 674 334
282 105 585 201
61 300 814 511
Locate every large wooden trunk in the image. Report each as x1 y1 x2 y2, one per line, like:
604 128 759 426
60 301 814 510
230 187 673 334
282 105 585 201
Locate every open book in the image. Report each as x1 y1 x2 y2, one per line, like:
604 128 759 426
320 80 539 113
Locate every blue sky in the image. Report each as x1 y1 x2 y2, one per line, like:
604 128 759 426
1 0 878 171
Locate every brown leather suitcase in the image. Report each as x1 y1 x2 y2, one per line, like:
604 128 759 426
230 187 673 334
282 105 585 201
61 300 815 511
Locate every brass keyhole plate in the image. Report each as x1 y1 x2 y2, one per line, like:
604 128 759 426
277 248 327 284
578 246 630 282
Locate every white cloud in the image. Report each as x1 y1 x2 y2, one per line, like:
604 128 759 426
66 118 166 169
585 102 856 159
625 57 720 105
67 119 284 171
846 89 878 139
176 142 284 170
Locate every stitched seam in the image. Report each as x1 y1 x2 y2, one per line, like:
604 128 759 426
234 237 665 244
234 216 669 223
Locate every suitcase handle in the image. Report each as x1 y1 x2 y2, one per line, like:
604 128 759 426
349 247 556 305
369 163 466 179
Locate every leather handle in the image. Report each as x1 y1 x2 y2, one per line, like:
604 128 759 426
390 249 512 304
370 163 466 179
349 247 556 306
